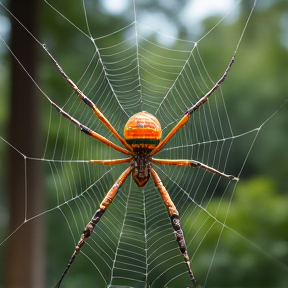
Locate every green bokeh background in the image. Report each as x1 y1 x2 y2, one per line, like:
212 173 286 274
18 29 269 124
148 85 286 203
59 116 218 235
0 0 288 287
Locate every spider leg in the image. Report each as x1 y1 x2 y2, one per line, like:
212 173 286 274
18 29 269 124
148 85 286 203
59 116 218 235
149 167 198 287
51 101 132 155
149 54 235 157
185 54 235 115
89 157 133 165
152 158 239 181
43 44 133 152
55 166 132 288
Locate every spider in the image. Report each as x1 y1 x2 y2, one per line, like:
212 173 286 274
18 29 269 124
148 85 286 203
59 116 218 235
43 44 238 288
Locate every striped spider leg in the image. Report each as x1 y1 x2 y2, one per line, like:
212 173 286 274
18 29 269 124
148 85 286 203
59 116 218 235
55 166 133 288
43 44 133 153
150 167 198 287
148 53 236 157
151 159 239 181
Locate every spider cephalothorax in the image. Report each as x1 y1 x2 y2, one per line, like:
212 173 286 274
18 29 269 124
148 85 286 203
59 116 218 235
131 152 151 187
43 44 238 288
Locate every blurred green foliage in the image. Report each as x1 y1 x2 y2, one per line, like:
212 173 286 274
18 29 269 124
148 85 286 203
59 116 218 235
189 177 288 287
1 0 288 287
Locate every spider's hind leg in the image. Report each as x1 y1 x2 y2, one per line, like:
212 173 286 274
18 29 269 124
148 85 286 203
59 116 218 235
149 167 198 287
55 166 132 288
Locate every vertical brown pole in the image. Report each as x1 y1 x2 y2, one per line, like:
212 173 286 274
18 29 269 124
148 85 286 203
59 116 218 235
5 0 45 287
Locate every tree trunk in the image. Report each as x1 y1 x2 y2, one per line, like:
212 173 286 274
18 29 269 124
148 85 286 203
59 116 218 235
5 0 45 287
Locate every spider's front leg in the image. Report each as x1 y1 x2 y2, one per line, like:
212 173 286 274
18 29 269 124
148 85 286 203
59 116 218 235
55 166 132 288
149 54 235 157
42 44 132 152
149 167 198 287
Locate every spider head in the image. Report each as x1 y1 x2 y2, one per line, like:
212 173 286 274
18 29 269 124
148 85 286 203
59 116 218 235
123 111 162 151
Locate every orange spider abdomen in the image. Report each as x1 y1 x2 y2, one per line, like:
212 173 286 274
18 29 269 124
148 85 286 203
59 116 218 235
123 111 162 151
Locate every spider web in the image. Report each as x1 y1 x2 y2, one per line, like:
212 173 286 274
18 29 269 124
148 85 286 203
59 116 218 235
1 0 288 287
